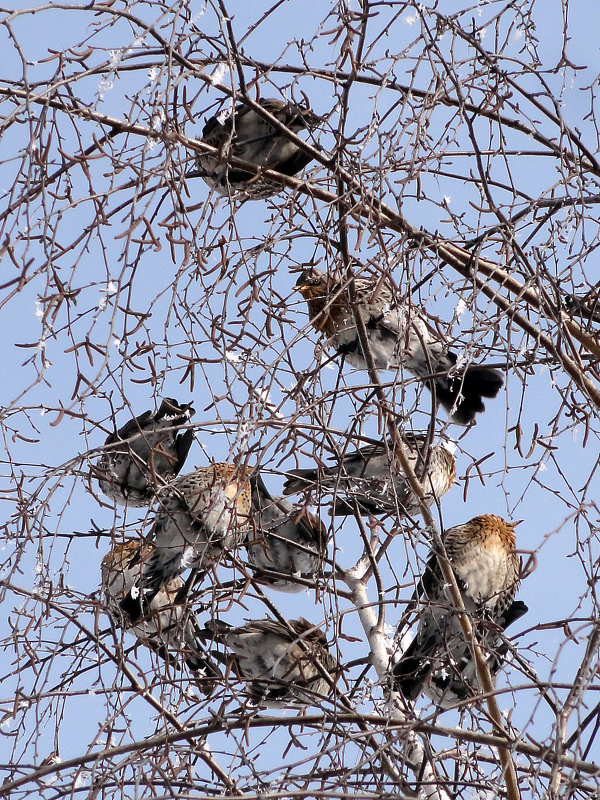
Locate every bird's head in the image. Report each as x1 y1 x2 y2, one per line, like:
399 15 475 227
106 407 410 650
293 105 324 130
257 98 323 131
295 267 327 299
563 293 577 312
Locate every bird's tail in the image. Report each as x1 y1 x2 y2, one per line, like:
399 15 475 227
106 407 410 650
282 469 320 496
118 588 149 625
434 362 504 425
196 618 232 642
392 635 434 701
156 397 194 421
183 647 223 694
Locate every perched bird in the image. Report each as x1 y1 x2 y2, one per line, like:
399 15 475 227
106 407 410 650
101 539 221 692
202 617 337 705
296 268 504 425
96 398 195 506
245 472 328 592
393 514 523 707
196 97 322 198
119 463 252 621
564 288 600 324
283 433 456 517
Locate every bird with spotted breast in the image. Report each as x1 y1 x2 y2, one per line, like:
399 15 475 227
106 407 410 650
196 97 322 198
201 617 338 706
96 398 194 507
119 463 252 621
283 432 456 517
245 472 328 592
296 268 504 425
393 514 524 706
101 538 222 692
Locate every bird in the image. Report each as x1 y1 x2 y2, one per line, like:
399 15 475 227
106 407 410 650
393 514 523 707
201 617 337 705
196 97 322 198
101 539 222 692
564 288 600 324
245 472 328 592
282 432 456 517
118 463 252 621
96 398 195 507
295 268 504 425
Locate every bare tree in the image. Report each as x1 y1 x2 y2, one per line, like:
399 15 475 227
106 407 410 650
1 2 599 799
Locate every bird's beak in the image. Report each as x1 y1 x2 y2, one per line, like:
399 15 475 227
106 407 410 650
295 271 312 290
305 111 324 128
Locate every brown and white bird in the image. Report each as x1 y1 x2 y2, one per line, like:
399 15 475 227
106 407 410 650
393 514 523 706
96 398 194 507
196 97 322 198
283 433 456 517
202 617 337 705
296 268 504 425
101 539 221 692
245 473 328 592
119 464 252 620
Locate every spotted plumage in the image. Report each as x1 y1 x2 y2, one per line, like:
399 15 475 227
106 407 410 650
96 398 194 507
393 514 523 706
245 472 328 592
283 433 456 517
203 617 337 705
119 463 252 621
101 539 221 692
296 268 504 425
196 98 322 198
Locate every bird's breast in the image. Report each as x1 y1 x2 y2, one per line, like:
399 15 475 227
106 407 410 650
455 544 515 607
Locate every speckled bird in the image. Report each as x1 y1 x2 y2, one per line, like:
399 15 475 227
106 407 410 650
245 472 328 592
296 268 504 425
393 514 523 706
96 398 194 507
196 97 322 198
119 463 252 620
101 538 221 692
203 617 337 705
283 433 456 517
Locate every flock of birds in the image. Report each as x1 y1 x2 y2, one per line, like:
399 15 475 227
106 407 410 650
96 96 532 711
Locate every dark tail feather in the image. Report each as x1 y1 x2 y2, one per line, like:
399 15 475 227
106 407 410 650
119 587 153 624
184 652 223 694
435 365 504 425
197 618 232 642
250 471 273 508
174 428 195 474
282 469 320 496
393 631 438 700
275 150 315 177
499 600 528 630
156 397 194 421
332 496 384 516
393 654 431 700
